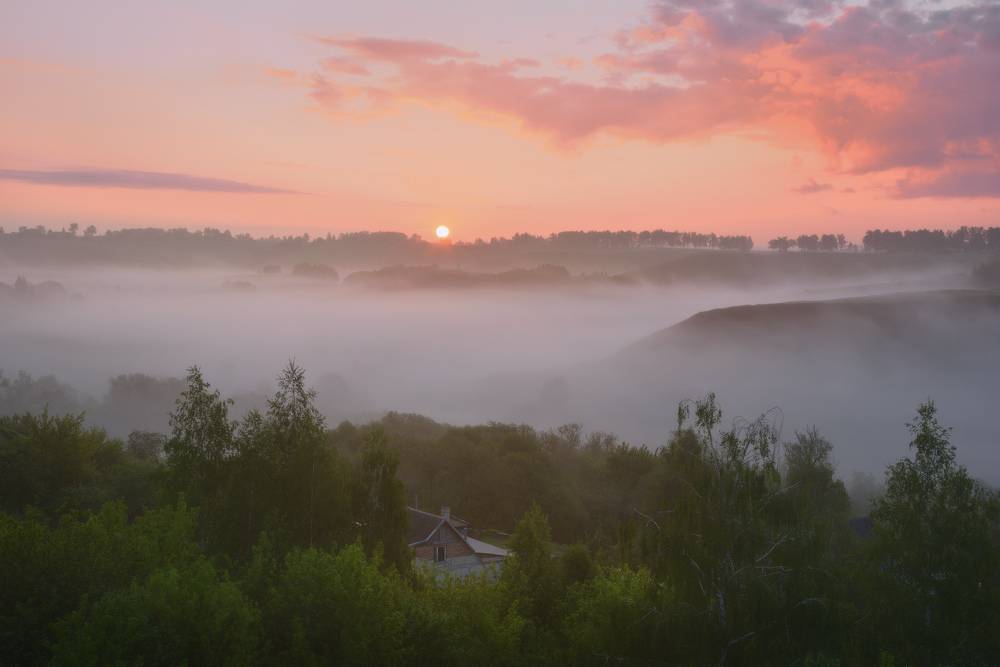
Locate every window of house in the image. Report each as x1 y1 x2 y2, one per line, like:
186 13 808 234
434 545 446 562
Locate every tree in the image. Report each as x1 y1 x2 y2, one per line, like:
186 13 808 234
51 556 260 666
501 503 562 661
768 236 795 252
263 543 408 665
858 401 1000 665
783 426 851 522
165 366 236 550
819 234 839 252
25 409 104 508
354 426 411 572
265 361 331 548
126 429 166 460
780 427 854 658
797 233 820 252
641 394 814 665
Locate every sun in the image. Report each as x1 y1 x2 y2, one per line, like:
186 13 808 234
435 225 450 239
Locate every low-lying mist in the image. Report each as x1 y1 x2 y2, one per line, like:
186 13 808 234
2 253 996 485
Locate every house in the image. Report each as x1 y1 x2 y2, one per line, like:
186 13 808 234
408 506 507 577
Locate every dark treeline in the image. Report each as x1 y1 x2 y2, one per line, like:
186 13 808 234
6 223 1000 270
2 363 999 665
768 233 852 252
0 224 754 270
862 226 1000 253
768 226 1000 253
0 224 754 250
494 230 754 251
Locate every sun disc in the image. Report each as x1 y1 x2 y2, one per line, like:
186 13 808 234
436 225 450 238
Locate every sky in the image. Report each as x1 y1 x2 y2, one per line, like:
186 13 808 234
1 0 999 243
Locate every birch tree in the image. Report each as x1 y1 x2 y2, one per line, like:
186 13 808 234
859 400 1000 665
640 393 809 665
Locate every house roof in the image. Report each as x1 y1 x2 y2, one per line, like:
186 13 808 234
406 508 508 559
408 508 446 546
466 536 507 558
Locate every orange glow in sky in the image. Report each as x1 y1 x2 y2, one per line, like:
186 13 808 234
1 1 998 243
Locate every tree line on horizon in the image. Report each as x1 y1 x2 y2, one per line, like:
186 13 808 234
2 361 998 665
6 221 1000 259
1 223 755 251
769 226 1000 253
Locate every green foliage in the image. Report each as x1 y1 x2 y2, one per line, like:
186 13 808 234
5 370 999 665
803 653 840 667
354 426 411 572
419 569 526 665
779 427 855 660
0 410 138 517
559 543 595 588
0 500 199 665
501 504 563 661
644 393 827 665
858 400 1000 665
51 556 259 666
504 504 556 606
419 422 588 540
264 361 344 550
25 409 102 494
263 542 407 665
165 366 235 545
563 565 670 665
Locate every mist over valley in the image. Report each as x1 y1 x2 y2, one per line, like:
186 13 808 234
3 240 996 484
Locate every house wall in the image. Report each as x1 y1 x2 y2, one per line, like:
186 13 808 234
413 522 475 560
415 554 503 579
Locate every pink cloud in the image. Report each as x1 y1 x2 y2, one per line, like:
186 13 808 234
321 57 370 76
558 57 584 71
308 36 478 62
261 66 298 81
296 0 1000 197
0 168 303 194
793 178 834 194
893 169 1000 198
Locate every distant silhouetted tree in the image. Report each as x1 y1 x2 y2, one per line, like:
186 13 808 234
768 236 795 252
797 234 820 252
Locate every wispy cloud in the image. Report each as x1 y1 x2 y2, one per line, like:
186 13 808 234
306 36 478 62
893 170 1000 199
793 178 834 194
0 169 303 194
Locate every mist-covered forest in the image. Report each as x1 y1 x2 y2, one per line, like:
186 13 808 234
3 225 1000 480
3 226 1000 664
2 362 998 665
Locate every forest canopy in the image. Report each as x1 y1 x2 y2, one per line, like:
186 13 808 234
2 362 998 665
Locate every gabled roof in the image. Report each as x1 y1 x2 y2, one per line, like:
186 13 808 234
408 507 448 546
406 507 508 559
